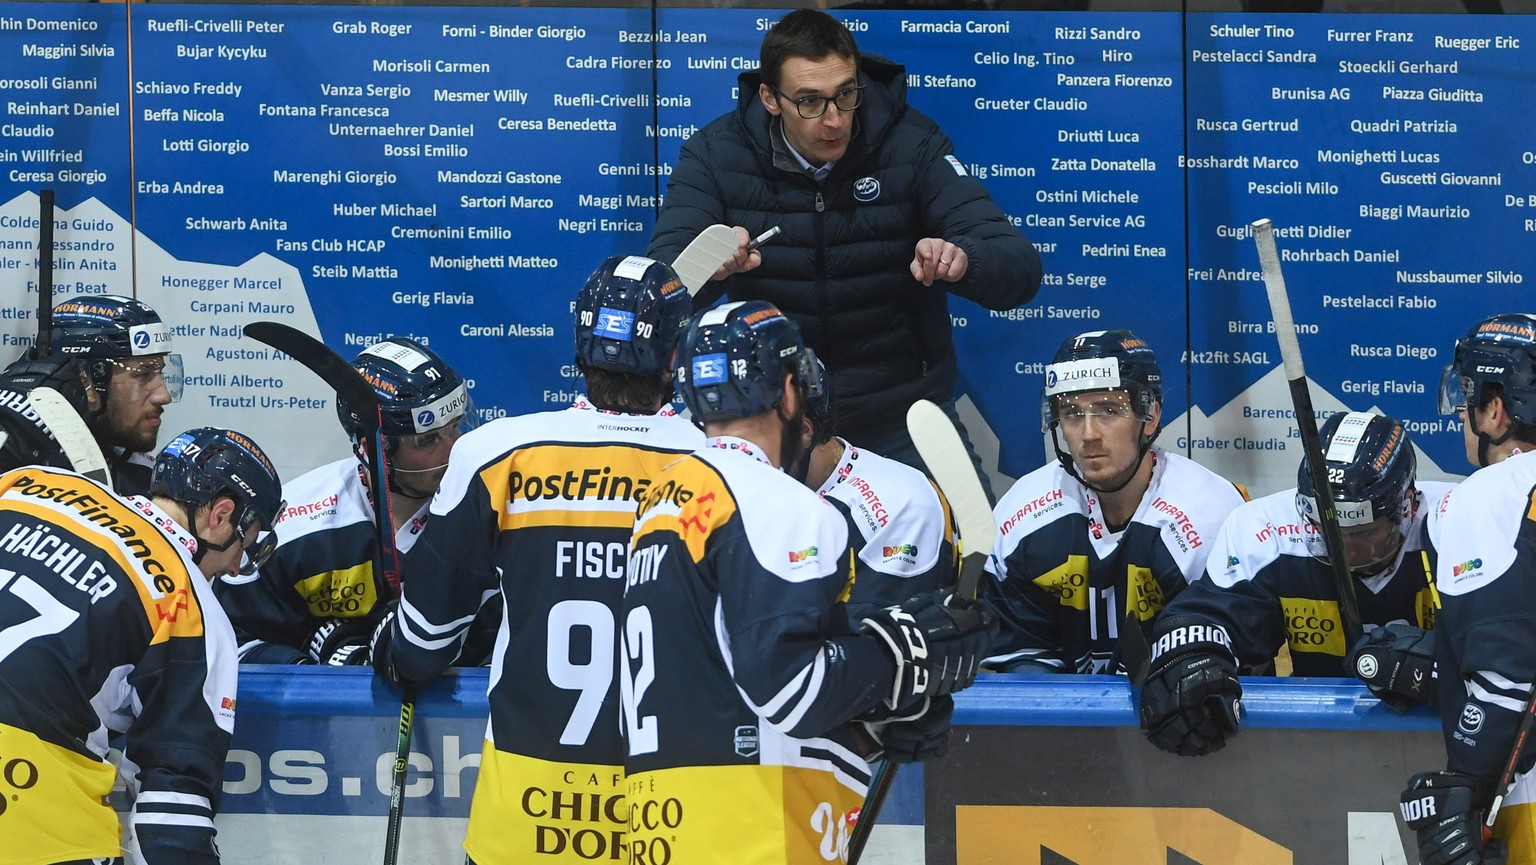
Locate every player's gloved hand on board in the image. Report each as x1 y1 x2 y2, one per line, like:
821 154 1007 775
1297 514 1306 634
1348 623 1437 713
860 589 998 711
1400 771 1507 865
369 604 404 685
1139 618 1243 757
858 696 954 763
306 616 373 666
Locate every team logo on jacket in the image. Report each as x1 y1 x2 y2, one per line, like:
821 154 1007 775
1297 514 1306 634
853 176 881 202
1459 702 1485 735
734 725 760 757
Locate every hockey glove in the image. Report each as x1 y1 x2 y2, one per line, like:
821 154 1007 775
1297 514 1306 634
369 608 406 687
305 617 373 666
861 590 998 711
868 696 955 764
1400 771 1507 865
1139 620 1243 757
1349 624 1437 713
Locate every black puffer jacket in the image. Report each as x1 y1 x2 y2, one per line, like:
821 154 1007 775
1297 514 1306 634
650 54 1041 445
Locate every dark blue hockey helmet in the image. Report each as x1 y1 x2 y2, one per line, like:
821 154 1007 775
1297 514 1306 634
575 255 691 376
675 301 820 424
338 339 474 443
151 427 284 575
50 295 183 402
1439 313 1536 423
1297 411 1417 572
1040 329 1162 433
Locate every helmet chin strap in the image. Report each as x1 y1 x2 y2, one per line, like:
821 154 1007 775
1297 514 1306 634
1466 403 1514 468
1051 425 1161 495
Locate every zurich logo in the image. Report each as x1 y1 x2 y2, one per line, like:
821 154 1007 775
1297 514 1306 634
416 408 437 427
1044 369 1057 388
132 330 151 350
853 176 881 202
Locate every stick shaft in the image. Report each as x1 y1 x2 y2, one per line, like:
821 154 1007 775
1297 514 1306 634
1252 219 1363 642
36 190 54 356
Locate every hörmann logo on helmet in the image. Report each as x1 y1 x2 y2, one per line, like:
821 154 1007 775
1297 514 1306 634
1476 320 1536 341
1044 358 1120 396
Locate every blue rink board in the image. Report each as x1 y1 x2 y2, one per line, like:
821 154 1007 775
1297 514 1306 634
224 668 1435 825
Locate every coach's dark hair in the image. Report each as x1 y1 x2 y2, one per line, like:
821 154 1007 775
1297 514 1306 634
759 9 860 90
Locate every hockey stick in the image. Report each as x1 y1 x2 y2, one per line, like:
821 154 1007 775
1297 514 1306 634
1251 218 1363 644
36 189 54 356
29 387 109 484
669 223 739 298
22 190 112 484
1486 693 1536 840
846 400 997 865
241 322 415 862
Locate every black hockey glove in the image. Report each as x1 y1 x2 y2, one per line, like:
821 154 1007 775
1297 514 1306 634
4 352 90 413
1348 624 1437 713
1400 772 1507 865
860 590 998 711
1139 620 1242 757
873 696 955 764
306 617 373 666
369 607 406 687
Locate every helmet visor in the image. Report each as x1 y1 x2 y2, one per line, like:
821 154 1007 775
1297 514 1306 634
235 498 282 576
1438 363 1469 416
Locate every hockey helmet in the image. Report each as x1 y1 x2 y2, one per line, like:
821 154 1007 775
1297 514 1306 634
337 339 473 444
1040 329 1162 432
575 255 691 376
50 295 183 402
675 301 820 424
151 427 284 574
1296 411 1417 572
1439 313 1536 424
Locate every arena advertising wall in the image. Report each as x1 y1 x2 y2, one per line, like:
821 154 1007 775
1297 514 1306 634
1 3 1533 492
929 676 1446 865
149 669 1444 864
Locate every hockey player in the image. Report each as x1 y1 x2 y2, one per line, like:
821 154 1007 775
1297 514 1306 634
1400 313 1536 865
622 300 995 863
215 337 479 665
5 295 182 494
981 329 1246 674
798 359 961 762
0 426 282 865
1139 411 1452 757
369 256 702 865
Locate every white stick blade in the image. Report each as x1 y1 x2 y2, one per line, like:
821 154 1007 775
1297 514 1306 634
906 400 996 564
671 224 740 296
28 386 110 483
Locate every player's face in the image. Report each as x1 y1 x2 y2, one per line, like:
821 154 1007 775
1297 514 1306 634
1339 515 1405 574
1056 390 1156 489
103 356 172 452
201 520 261 581
389 421 463 498
760 54 859 167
